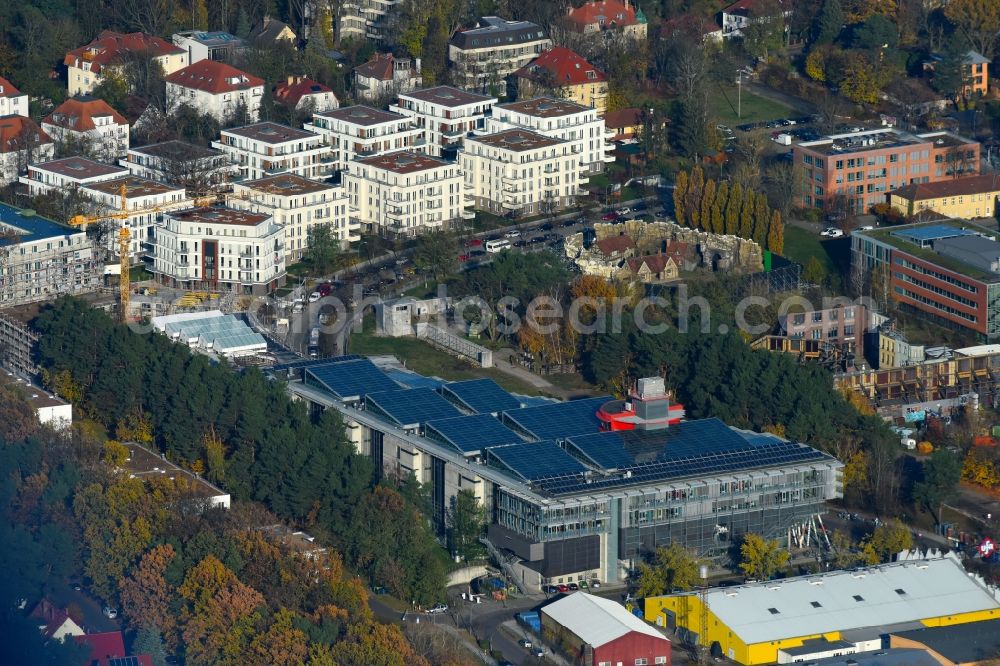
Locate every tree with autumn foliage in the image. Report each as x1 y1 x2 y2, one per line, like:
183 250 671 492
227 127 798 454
331 621 431 666
944 0 1000 60
119 544 178 644
673 170 689 227
766 211 784 255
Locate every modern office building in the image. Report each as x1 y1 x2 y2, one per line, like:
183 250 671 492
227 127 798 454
278 362 842 590
229 173 357 258
643 553 1000 666
212 122 326 181
852 220 1000 340
122 140 236 192
792 128 980 213
0 203 100 307
391 86 497 158
448 16 551 94
304 105 421 177
165 60 265 122
887 174 1000 220
514 47 609 115
459 129 581 215
487 97 614 174
343 151 470 237
151 206 285 295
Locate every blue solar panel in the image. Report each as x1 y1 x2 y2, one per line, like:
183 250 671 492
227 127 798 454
304 358 401 399
108 658 141 666
501 396 612 441
487 441 589 481
564 432 635 469
440 378 523 414
891 225 977 244
365 387 461 427
384 368 448 390
425 413 522 454
269 355 361 373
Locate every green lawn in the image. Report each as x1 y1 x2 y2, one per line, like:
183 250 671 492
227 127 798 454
349 325 545 396
708 85 793 126
782 225 838 277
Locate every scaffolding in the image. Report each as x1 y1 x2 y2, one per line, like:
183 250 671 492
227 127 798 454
0 312 38 377
419 324 493 367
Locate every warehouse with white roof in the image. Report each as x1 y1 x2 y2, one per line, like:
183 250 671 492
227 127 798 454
542 592 671 665
644 553 1000 665
152 310 266 358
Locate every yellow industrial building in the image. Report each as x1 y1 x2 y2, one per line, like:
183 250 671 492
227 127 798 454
643 554 1000 666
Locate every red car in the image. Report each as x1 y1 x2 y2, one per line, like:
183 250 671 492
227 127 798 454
317 282 333 297
466 238 483 247
556 584 570 593
459 253 471 262
601 212 619 221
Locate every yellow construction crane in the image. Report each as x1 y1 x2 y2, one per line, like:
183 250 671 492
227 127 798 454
69 181 163 322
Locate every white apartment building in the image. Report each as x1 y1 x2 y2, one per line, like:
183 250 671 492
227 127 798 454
337 0 399 45
19 156 128 198
391 86 497 158
229 174 358 259
64 31 187 97
304 106 421 177
42 97 130 160
448 17 551 94
79 176 190 258
488 97 614 175
152 206 286 296
0 116 53 187
0 76 28 117
165 60 265 123
459 129 581 215
344 151 471 237
212 122 326 181
122 140 237 192
0 203 100 306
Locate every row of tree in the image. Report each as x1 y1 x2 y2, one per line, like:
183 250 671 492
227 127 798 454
672 166 785 255
32 297 448 607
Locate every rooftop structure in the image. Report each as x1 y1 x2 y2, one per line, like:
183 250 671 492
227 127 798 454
565 0 648 39
0 371 72 430
352 53 422 102
645 553 1000 665
542 591 669 647
84 175 181 199
171 30 245 64
64 30 186 96
450 16 548 49
129 139 222 162
169 206 269 226
470 128 564 151
165 60 265 122
400 85 495 108
151 310 267 359
356 150 454 174
889 618 1000 665
222 121 317 144
497 97 591 118
27 155 128 182
281 359 842 583
315 104 408 127
272 75 337 112
165 59 264 94
888 173 1000 220
122 441 231 509
0 116 52 186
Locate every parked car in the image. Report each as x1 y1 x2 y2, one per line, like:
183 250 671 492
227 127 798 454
858 225 875 231
504 230 521 238
616 207 632 215
820 227 844 238
544 585 560 594
589 579 601 588
519 638 532 649
316 282 333 297
532 647 546 658
601 212 619 221
466 238 483 248
102 607 118 619
428 603 449 614
568 582 579 591
540 222 554 231
557 584 570 593
308 291 321 302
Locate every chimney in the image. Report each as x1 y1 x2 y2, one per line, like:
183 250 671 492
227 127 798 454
263 14 271 28
287 75 295 85
415 58 422 73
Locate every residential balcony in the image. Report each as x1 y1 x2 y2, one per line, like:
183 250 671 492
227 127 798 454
603 153 616 163
461 210 476 220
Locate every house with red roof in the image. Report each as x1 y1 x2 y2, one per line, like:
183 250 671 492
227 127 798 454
514 47 609 115
64 31 187 96
42 97 130 160
565 0 648 41
594 234 636 260
75 631 154 666
0 115 53 185
273 75 339 114
353 53 422 103
165 60 265 122
29 599 85 642
0 76 28 117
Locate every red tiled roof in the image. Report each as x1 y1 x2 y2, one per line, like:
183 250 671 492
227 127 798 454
890 174 1000 202
595 234 635 256
354 53 396 81
516 47 607 87
165 60 264 94
75 631 126 666
29 599 76 639
273 76 333 106
627 254 671 274
42 97 128 132
604 108 642 130
0 76 22 98
0 116 51 154
64 31 183 75
566 1 640 29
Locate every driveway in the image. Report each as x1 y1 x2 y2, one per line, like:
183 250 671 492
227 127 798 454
46 582 119 633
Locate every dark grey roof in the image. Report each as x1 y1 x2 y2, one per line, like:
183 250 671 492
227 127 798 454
131 140 222 161
450 16 548 49
799 649 939 666
254 18 294 43
933 234 1000 275
781 638 855 657
890 618 1000 663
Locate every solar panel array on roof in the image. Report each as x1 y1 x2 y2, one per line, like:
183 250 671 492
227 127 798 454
501 396 612 440
384 368 448 390
270 355 361 373
487 441 589 481
564 432 635 469
440 378 523 414
425 413 522 454
365 387 461 427
108 658 142 666
304 358 402 399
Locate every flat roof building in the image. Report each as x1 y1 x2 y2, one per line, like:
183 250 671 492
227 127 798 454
278 360 841 589
852 220 1000 340
889 618 1000 665
122 140 237 192
212 121 326 181
305 105 421 177
122 441 231 509
391 86 497 158
645 553 1000 666
793 129 980 214
152 310 267 359
448 16 551 94
0 371 72 430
